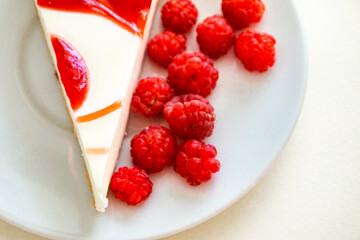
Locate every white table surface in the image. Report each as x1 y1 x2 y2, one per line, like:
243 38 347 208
1 0 360 239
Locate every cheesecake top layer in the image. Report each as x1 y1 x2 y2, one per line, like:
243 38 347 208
35 0 157 212
37 0 152 37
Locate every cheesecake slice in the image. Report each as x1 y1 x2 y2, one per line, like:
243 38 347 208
34 0 158 212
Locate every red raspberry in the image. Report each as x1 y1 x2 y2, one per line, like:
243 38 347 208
196 15 235 59
164 94 215 139
147 31 187 68
131 77 172 117
131 126 177 173
174 139 220 185
167 51 219 97
110 166 153 206
234 30 276 72
161 0 198 33
222 0 265 30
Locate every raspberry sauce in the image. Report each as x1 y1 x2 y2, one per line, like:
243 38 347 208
76 100 122 123
37 0 152 37
51 35 89 111
85 148 109 154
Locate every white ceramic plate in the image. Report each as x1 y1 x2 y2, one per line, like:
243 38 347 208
0 0 306 239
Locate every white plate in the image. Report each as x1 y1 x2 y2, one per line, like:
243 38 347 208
0 0 307 239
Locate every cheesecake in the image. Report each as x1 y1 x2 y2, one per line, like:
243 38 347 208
34 0 158 212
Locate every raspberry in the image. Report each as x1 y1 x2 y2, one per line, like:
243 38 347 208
174 139 220 185
147 31 187 68
222 0 265 30
131 126 177 173
161 0 198 33
234 30 276 72
110 167 153 206
131 77 172 117
196 15 235 59
167 51 219 97
163 94 215 139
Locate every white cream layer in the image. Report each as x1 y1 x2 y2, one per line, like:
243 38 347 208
35 1 158 212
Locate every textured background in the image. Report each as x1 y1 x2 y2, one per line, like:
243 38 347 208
1 0 360 239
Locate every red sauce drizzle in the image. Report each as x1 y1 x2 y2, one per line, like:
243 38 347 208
86 148 109 154
37 0 152 37
51 35 89 111
76 100 122 123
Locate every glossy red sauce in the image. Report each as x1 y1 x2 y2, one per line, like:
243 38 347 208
51 35 89 111
37 0 152 37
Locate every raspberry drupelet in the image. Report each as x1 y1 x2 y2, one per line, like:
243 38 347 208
161 0 198 33
131 126 177 173
110 167 153 206
163 94 216 139
222 0 265 30
196 15 235 59
147 31 187 68
174 139 220 185
131 77 172 117
167 51 219 97
234 30 276 72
